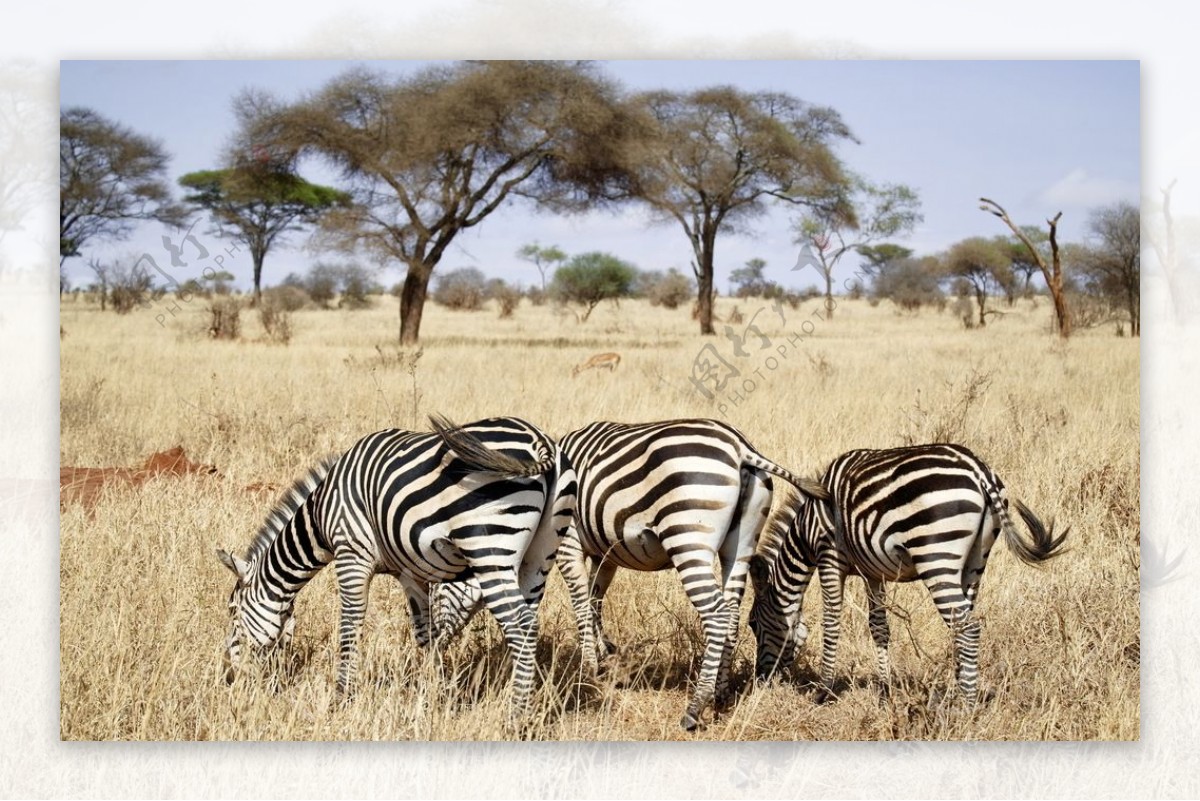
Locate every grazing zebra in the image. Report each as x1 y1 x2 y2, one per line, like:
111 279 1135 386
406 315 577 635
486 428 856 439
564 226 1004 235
748 443 1067 706
216 415 576 722
435 419 828 730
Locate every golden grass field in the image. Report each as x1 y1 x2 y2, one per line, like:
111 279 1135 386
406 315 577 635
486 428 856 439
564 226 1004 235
59 291 1139 741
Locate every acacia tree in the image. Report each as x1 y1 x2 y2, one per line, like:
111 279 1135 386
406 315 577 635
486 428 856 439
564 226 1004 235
179 165 348 306
980 198 1071 337
1081 201 1141 335
855 243 913 278
624 87 857 335
794 177 922 318
60 107 186 266
729 258 774 298
551 251 637 321
945 236 1011 327
516 242 566 292
253 61 633 345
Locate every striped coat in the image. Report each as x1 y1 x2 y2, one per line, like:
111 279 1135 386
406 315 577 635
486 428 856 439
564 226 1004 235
437 419 827 730
217 415 576 722
749 443 1067 705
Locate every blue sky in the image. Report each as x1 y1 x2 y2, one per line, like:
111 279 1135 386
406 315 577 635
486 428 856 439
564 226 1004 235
59 60 1140 293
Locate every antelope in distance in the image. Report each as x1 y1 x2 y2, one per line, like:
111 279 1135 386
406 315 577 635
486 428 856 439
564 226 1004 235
572 352 621 378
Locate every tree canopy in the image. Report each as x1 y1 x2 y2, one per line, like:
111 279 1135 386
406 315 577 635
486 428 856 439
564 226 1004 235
944 236 1011 327
552 251 637 321
179 164 348 303
624 86 857 334
60 106 186 265
250 60 635 344
794 176 922 318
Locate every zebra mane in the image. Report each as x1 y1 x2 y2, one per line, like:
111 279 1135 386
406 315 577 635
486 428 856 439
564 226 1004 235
244 456 337 565
758 489 806 561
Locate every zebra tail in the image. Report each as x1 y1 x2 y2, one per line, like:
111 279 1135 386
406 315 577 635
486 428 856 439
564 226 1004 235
428 414 555 479
741 450 831 502
1000 497 1070 566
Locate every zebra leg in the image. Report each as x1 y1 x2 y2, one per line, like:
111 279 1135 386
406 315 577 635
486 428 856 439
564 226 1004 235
816 554 846 703
399 574 435 648
667 540 728 731
715 468 771 708
591 557 619 659
557 533 602 677
864 578 892 697
476 566 541 724
432 579 483 643
918 571 980 706
333 554 375 699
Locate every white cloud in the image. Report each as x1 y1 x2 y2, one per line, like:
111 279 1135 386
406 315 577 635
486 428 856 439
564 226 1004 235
1038 168 1139 208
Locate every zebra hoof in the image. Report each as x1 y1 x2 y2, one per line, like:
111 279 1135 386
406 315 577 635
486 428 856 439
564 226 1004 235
815 687 836 705
680 710 701 731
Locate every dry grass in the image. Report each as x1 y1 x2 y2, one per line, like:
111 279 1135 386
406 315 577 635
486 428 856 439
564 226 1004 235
59 293 1138 741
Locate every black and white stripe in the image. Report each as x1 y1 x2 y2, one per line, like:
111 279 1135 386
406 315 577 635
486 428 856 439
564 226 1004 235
748 443 1067 705
217 415 576 721
439 419 827 730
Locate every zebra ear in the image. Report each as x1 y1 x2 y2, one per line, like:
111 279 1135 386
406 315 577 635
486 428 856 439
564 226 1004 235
216 549 250 582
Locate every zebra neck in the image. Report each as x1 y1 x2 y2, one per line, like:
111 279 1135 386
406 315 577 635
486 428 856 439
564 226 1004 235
250 511 333 602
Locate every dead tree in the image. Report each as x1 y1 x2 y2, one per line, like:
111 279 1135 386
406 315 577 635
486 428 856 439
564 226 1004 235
980 198 1071 338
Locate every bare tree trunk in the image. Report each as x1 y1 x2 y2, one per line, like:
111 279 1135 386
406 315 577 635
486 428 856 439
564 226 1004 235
980 198 1071 338
399 261 432 345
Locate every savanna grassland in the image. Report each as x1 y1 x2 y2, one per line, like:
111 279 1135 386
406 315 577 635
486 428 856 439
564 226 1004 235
59 292 1139 741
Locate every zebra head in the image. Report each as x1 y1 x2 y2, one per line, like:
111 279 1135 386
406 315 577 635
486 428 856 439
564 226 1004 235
748 553 799 681
216 548 295 684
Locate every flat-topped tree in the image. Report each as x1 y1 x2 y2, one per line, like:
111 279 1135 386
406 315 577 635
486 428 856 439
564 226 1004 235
179 163 348 306
623 87 857 335
945 236 1012 328
251 61 633 345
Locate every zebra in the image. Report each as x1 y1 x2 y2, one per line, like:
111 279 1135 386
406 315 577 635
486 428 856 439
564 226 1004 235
434 418 828 730
216 415 576 723
748 443 1067 706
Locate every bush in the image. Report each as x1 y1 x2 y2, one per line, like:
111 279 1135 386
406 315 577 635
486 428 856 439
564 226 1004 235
262 285 309 312
762 284 803 309
645 268 695 309
304 263 340 308
433 267 488 311
488 279 522 319
526 286 547 306
208 297 242 340
258 299 294 345
952 295 976 329
337 263 374 310
872 257 945 312
108 260 155 314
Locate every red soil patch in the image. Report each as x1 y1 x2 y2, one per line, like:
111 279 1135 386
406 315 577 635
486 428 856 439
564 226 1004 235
60 446 218 513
